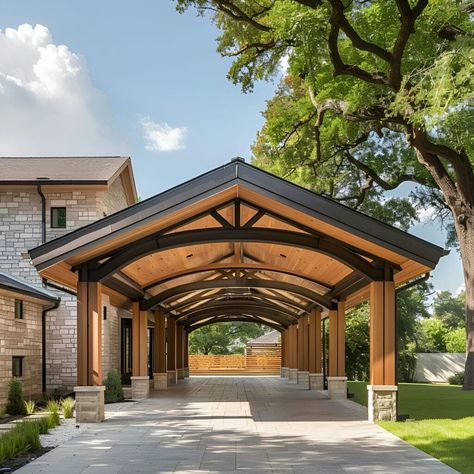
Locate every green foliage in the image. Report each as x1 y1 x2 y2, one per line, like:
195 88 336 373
189 322 270 355
104 369 124 403
61 397 75 419
448 372 465 386
6 378 26 416
433 290 465 329
345 305 369 381
418 318 449 352
444 328 466 353
24 400 36 415
46 399 60 426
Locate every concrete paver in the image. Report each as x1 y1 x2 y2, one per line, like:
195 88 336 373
16 376 456 473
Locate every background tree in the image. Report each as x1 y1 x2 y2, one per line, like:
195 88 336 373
433 290 466 328
189 322 271 354
176 0 474 389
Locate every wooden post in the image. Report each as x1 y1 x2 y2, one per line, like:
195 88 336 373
302 314 309 372
176 325 184 379
369 281 396 385
328 301 346 399
167 317 177 385
328 301 345 377
77 281 102 386
308 308 321 374
368 279 397 421
154 309 166 373
297 318 304 371
131 302 148 377
184 330 189 377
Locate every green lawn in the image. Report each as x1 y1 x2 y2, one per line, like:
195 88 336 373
348 382 474 473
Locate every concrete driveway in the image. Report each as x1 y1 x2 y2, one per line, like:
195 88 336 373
16 376 456 473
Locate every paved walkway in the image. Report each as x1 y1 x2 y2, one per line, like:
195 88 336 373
17 377 455 473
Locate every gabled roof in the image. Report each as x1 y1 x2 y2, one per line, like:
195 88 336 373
0 156 138 204
0 272 60 306
247 330 280 345
28 158 446 319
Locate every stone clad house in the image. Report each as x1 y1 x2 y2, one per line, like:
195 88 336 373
0 157 137 406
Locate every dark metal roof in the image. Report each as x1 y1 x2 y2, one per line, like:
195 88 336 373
0 272 60 305
29 159 446 271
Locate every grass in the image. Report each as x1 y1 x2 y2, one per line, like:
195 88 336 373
0 413 60 464
61 397 75 419
348 381 474 473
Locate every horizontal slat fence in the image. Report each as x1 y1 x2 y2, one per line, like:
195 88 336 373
189 353 281 375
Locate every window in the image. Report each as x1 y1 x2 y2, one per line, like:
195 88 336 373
51 207 66 228
12 356 23 377
14 299 23 319
103 306 107 321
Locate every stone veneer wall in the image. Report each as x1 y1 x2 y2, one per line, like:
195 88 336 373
0 296 43 406
0 176 131 395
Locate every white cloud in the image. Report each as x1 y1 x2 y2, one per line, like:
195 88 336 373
140 116 187 152
416 205 437 223
0 24 122 155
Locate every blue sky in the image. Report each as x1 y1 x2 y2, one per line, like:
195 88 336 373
0 0 464 297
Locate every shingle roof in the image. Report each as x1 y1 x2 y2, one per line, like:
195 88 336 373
247 330 281 345
0 272 60 305
0 156 130 183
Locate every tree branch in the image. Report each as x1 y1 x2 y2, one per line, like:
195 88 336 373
216 1 272 32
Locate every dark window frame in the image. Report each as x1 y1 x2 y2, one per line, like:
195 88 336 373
14 299 23 319
12 356 23 377
50 207 67 229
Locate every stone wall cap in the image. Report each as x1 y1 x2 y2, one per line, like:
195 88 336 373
74 386 105 392
130 376 150 380
327 376 348 381
297 371 310 374
309 373 324 376
367 384 398 391
153 372 168 376
167 370 177 373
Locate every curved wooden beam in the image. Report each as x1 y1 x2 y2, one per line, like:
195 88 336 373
141 278 335 311
86 228 384 282
142 263 333 292
185 316 284 333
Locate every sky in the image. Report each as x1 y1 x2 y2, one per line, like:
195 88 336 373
0 0 464 297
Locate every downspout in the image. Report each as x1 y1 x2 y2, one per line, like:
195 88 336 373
394 272 430 419
37 184 46 245
42 297 60 393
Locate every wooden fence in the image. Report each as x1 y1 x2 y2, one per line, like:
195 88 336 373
189 353 281 375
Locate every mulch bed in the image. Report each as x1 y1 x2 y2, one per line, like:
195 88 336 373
0 447 52 473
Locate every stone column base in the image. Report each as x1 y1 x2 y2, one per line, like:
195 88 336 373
327 376 347 400
280 367 288 378
309 373 324 390
74 386 105 423
367 385 398 422
153 372 168 390
131 376 150 399
297 371 310 388
288 368 298 382
183 367 190 378
177 368 184 380
167 370 177 385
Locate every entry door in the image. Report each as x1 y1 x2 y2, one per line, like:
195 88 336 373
121 318 132 385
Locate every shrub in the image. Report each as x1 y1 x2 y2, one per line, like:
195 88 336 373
50 388 63 401
46 400 60 426
6 378 27 416
104 369 124 403
61 397 75 419
24 400 36 415
0 418 41 463
448 372 464 385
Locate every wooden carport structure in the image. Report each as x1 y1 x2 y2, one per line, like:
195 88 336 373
29 158 445 422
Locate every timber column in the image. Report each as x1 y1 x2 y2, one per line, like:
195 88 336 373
328 301 347 399
281 329 289 378
131 302 150 399
308 307 324 390
288 324 298 382
368 277 398 422
167 317 177 384
183 331 190 378
153 308 167 389
75 279 105 422
176 325 184 380
297 315 310 388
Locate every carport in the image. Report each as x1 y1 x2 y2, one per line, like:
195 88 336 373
29 158 445 422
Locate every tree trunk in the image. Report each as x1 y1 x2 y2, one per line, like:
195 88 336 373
455 211 474 390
